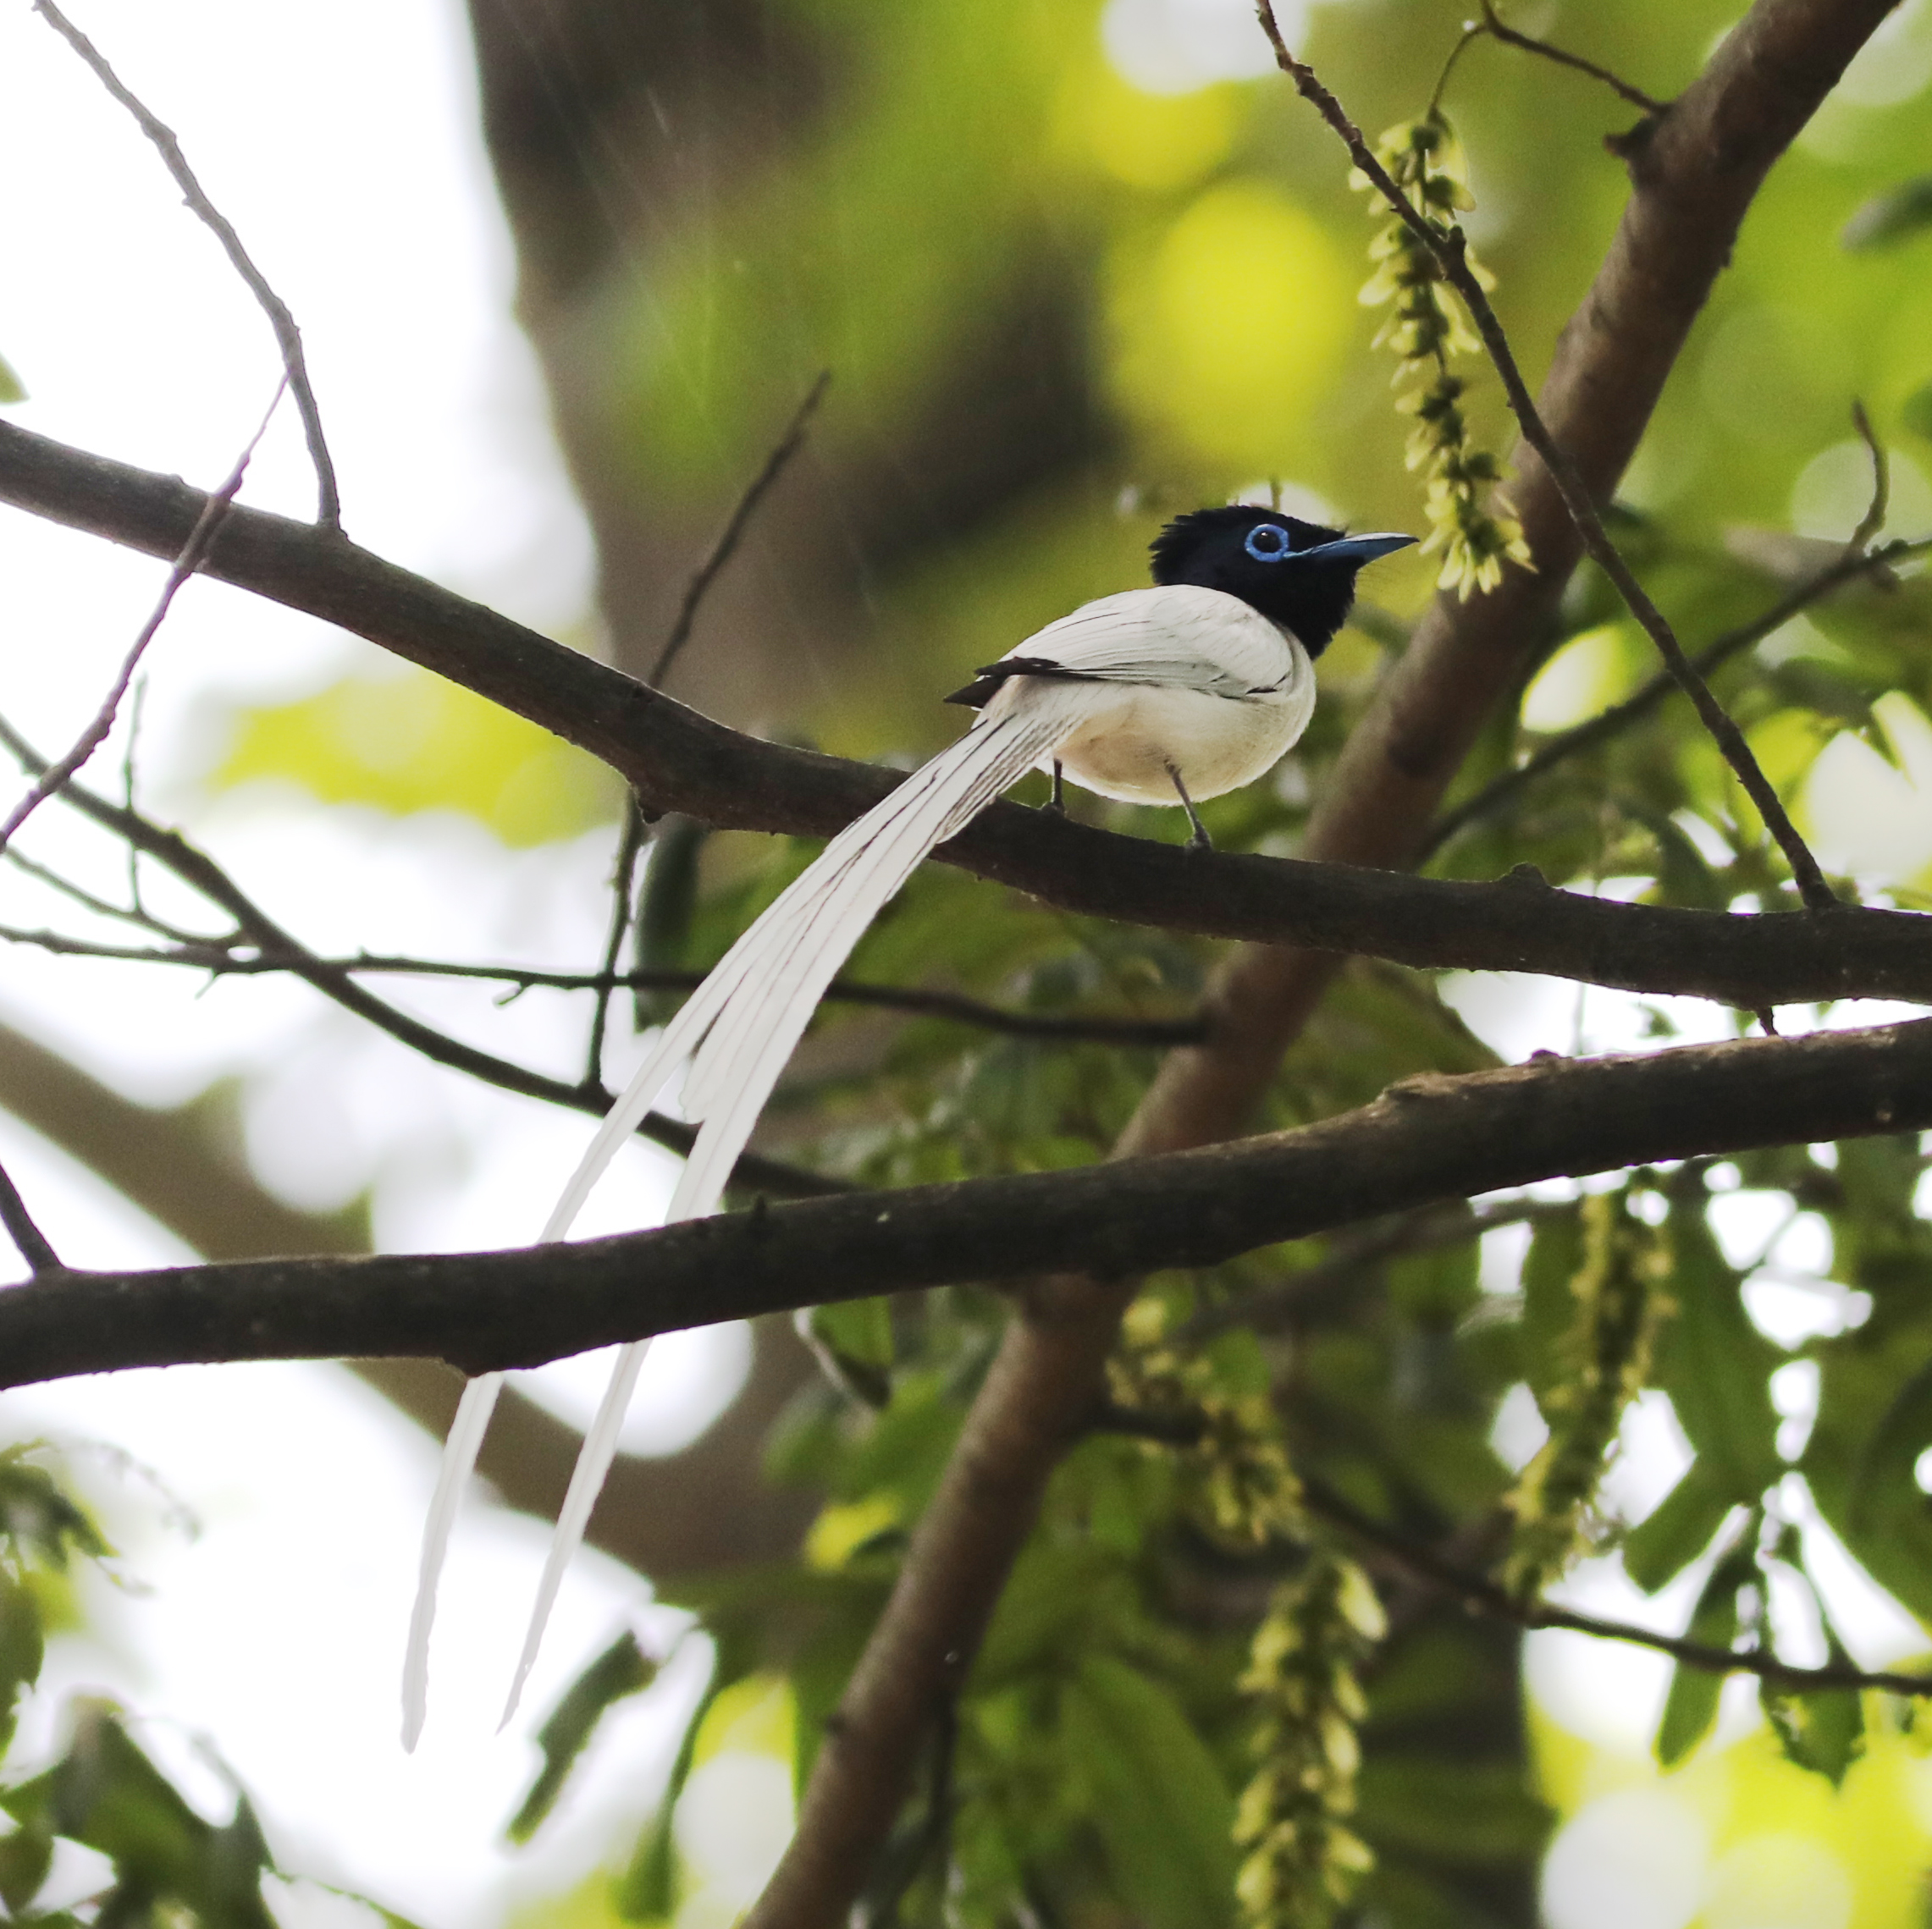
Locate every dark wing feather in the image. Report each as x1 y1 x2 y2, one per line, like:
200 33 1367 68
942 655 1112 708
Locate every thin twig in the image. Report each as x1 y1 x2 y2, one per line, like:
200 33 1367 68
1426 22 1486 120
1476 2 1670 117
121 673 149 915
1255 5 1840 912
32 0 341 528
1304 1478 1932 1699
1848 399 1890 552
1423 533 1932 857
648 370 831 689
0 717 840 1199
0 922 1209 1047
0 381 284 858
2 844 216 946
583 795 648 1085
0 1160 61 1276
603 373 831 1082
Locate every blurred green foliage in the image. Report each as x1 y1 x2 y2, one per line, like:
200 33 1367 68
0 1443 408 1929
213 669 618 846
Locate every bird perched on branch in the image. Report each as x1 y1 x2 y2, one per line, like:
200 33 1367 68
400 504 1413 1745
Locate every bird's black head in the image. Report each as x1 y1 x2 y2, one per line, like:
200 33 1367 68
1150 505 1415 655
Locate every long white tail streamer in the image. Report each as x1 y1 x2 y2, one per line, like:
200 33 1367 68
400 697 1071 1744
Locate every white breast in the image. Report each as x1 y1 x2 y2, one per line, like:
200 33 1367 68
985 585 1316 807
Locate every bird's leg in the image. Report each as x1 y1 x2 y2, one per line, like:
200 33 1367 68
1045 760 1067 816
1166 763 1212 852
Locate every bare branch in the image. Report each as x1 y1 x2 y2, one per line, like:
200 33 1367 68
1475 3 1670 117
1256 1 1838 912
1849 398 1891 553
583 796 648 1086
3 843 213 945
0 1160 61 1276
0 1010 1926 1399
649 370 831 690
0 382 282 858
0 923 1211 1048
31 1 341 528
1305 1479 1932 1699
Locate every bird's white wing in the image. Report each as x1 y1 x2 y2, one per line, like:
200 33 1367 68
995 586 1296 697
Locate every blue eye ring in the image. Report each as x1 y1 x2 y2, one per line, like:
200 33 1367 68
1244 522 1292 562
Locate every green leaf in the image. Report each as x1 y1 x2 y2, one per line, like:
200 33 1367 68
1654 1546 1753 1767
1764 1653 1864 1787
1060 1654 1236 1929
1623 1463 1738 1594
1355 1757 1552 1862
0 1565 44 1751
1649 1197 1780 1500
41 1705 278 1929
1841 177 1932 250
0 352 23 405
974 1542 1127 1688
1802 1337 1932 1623
1903 378 1932 444
1517 1207 1586 1413
0 1805 52 1914
507 1632 657 1844
0 1452 110 1570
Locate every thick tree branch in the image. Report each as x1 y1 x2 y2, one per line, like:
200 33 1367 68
2 1012 1923 1402
0 1017 814 1579
8 422 1932 1010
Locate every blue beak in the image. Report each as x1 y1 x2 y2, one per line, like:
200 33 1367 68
1305 532 1418 565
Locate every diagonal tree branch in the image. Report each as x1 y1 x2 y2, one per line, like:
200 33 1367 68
32 0 341 528
0 1014 1926 1392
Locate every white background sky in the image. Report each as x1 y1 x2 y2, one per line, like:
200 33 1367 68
3 3 1932 1927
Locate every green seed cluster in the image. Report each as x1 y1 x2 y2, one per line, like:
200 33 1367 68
1355 113 1532 599
1234 1552 1387 1929
1111 1317 1306 1549
1502 1191 1670 1599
